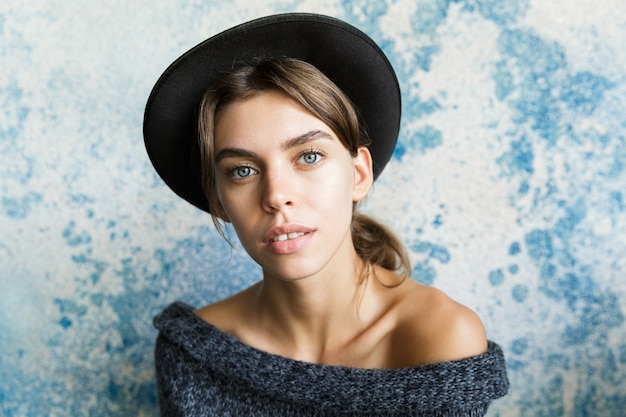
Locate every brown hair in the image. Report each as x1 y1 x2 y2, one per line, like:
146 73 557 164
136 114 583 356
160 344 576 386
196 57 410 277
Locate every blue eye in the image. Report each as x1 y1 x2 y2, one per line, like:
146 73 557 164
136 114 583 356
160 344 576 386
230 165 257 179
298 150 324 165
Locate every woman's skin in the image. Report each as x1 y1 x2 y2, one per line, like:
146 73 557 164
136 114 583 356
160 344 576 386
196 91 487 369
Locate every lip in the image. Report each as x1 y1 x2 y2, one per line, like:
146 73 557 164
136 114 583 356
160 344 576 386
263 224 316 255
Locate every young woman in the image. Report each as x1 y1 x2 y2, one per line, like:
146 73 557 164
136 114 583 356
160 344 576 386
144 13 508 416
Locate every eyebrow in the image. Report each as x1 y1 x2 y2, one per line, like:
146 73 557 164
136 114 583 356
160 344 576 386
214 130 333 163
281 130 333 150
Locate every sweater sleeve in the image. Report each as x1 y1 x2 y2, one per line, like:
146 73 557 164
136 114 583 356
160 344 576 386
155 333 191 417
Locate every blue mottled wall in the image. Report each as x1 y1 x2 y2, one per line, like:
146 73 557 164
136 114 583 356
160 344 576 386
1 1 625 416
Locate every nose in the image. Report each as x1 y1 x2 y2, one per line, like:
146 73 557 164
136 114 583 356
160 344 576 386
262 169 294 212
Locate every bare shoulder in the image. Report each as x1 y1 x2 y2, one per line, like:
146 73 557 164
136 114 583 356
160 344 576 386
390 279 487 366
194 283 260 334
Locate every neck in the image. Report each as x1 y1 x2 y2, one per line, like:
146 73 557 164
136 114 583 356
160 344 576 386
254 252 370 362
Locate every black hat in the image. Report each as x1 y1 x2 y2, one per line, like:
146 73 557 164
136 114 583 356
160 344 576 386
143 13 401 213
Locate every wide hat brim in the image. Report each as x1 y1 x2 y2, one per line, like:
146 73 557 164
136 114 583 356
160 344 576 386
143 13 401 213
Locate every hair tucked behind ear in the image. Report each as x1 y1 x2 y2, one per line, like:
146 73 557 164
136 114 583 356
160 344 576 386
351 211 411 280
197 57 411 277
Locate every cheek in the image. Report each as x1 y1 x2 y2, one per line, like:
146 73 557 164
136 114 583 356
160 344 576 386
218 193 250 224
214 182 252 225
307 166 355 213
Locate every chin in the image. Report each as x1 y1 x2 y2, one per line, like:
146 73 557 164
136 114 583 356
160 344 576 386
260 258 329 282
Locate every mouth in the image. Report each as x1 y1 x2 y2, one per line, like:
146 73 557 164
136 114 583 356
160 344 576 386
270 232 307 242
263 225 315 254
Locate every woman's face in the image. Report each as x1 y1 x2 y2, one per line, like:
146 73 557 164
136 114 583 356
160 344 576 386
212 91 372 281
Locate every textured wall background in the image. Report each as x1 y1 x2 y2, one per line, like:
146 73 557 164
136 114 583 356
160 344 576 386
1 0 625 416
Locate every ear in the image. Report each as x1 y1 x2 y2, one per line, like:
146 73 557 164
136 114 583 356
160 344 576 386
352 146 373 202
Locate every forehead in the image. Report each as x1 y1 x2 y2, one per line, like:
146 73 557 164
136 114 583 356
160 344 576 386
213 91 337 150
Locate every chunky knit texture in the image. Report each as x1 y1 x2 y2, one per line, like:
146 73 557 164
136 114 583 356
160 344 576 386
154 302 509 416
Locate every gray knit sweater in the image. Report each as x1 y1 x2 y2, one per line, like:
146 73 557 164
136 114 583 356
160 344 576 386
154 302 509 416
